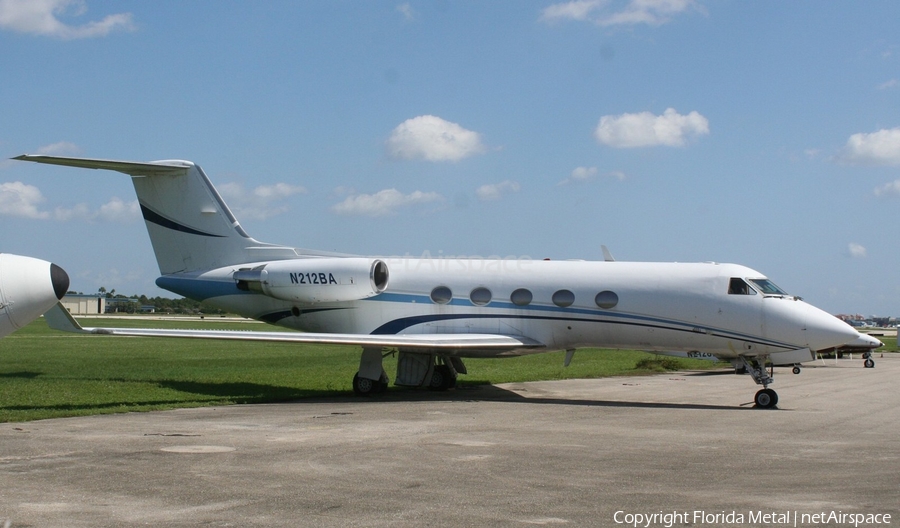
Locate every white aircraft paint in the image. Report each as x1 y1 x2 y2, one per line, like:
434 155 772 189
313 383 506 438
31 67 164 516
0 253 69 338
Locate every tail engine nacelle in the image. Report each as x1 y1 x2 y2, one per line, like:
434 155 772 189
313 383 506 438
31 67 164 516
234 258 389 303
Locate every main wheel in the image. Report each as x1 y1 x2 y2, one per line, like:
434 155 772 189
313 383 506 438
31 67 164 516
864 358 875 368
352 373 377 396
754 388 778 409
428 365 455 391
792 366 801 375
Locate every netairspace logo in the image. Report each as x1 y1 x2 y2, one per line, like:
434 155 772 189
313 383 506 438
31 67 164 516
613 510 892 528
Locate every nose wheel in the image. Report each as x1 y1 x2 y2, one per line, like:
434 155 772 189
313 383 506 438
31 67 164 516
863 351 875 368
754 388 778 408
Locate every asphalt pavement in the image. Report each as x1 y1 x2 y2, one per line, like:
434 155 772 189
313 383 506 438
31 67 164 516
1 354 898 527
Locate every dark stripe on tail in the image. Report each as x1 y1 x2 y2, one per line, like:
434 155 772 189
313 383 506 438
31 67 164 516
140 204 225 238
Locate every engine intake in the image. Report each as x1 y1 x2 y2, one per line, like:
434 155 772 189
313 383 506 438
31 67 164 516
234 258 388 303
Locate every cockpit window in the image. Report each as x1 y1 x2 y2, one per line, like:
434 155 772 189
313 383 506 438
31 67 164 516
728 278 756 295
749 279 788 296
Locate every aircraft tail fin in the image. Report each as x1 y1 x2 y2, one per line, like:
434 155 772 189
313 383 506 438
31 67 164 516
15 155 300 274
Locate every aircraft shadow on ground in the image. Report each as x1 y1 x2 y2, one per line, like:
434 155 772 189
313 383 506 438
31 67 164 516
0 371 43 379
0 377 339 415
287 382 754 412
0 374 753 415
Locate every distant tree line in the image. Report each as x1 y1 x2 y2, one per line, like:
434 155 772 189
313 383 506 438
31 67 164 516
135 295 228 315
67 287 228 315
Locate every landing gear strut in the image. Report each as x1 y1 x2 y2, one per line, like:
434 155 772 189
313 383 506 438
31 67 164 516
740 356 778 409
352 347 391 396
863 351 875 369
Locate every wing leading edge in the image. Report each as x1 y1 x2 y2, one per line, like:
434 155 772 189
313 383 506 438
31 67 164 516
13 154 190 176
43 304 545 352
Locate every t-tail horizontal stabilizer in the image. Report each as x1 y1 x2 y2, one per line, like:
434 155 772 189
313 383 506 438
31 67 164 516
14 154 299 275
12 155 191 175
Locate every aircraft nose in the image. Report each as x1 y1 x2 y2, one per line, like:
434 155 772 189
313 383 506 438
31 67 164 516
848 333 883 350
50 263 69 300
805 307 864 352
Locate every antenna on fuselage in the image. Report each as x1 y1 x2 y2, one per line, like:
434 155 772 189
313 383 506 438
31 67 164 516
601 245 615 262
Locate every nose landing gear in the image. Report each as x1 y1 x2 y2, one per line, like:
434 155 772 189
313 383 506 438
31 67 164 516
863 351 875 369
739 356 778 409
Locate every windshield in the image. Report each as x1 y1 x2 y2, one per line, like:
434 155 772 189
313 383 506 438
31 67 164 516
749 279 788 296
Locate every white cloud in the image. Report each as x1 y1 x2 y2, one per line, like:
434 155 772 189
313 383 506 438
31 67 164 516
540 0 700 27
558 166 598 185
877 79 898 90
218 182 308 221
0 181 50 219
558 167 627 185
52 201 91 221
331 189 442 217
874 179 900 197
386 115 486 162
396 3 414 21
594 108 709 148
0 0 135 39
0 181 138 222
476 180 520 201
97 196 140 222
53 197 139 222
540 0 601 22
36 141 80 156
848 243 867 258
838 128 900 166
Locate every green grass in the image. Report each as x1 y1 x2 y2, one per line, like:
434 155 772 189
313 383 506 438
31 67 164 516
0 316 721 422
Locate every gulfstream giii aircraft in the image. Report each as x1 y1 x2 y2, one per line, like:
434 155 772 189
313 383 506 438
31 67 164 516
16 154 881 408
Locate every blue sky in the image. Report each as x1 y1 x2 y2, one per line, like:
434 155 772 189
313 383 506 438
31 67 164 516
1 1 899 316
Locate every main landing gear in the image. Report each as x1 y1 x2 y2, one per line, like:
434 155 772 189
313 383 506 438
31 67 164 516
351 348 463 396
739 356 778 409
352 372 389 395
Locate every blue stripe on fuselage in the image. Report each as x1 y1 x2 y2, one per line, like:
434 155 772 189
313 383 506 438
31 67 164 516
156 275 242 300
153 278 795 350
363 293 794 350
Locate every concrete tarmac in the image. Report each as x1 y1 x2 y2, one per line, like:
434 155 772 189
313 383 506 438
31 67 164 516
1 356 898 527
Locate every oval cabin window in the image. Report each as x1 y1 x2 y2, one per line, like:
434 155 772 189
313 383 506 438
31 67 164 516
595 290 618 309
510 288 533 306
470 287 492 306
430 286 453 304
552 289 575 308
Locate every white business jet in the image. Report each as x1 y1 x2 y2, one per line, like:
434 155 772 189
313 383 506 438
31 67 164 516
0 253 69 338
16 154 881 408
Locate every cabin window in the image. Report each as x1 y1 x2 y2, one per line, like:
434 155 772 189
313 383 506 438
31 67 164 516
728 278 756 295
510 288 533 306
430 286 453 304
749 279 788 296
552 289 575 307
595 290 618 309
470 287 492 306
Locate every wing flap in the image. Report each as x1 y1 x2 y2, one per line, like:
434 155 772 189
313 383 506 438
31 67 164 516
43 304 544 352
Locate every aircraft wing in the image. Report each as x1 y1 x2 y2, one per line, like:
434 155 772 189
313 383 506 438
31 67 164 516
43 304 545 352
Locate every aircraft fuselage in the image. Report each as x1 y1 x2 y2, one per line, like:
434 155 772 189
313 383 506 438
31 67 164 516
157 257 852 360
